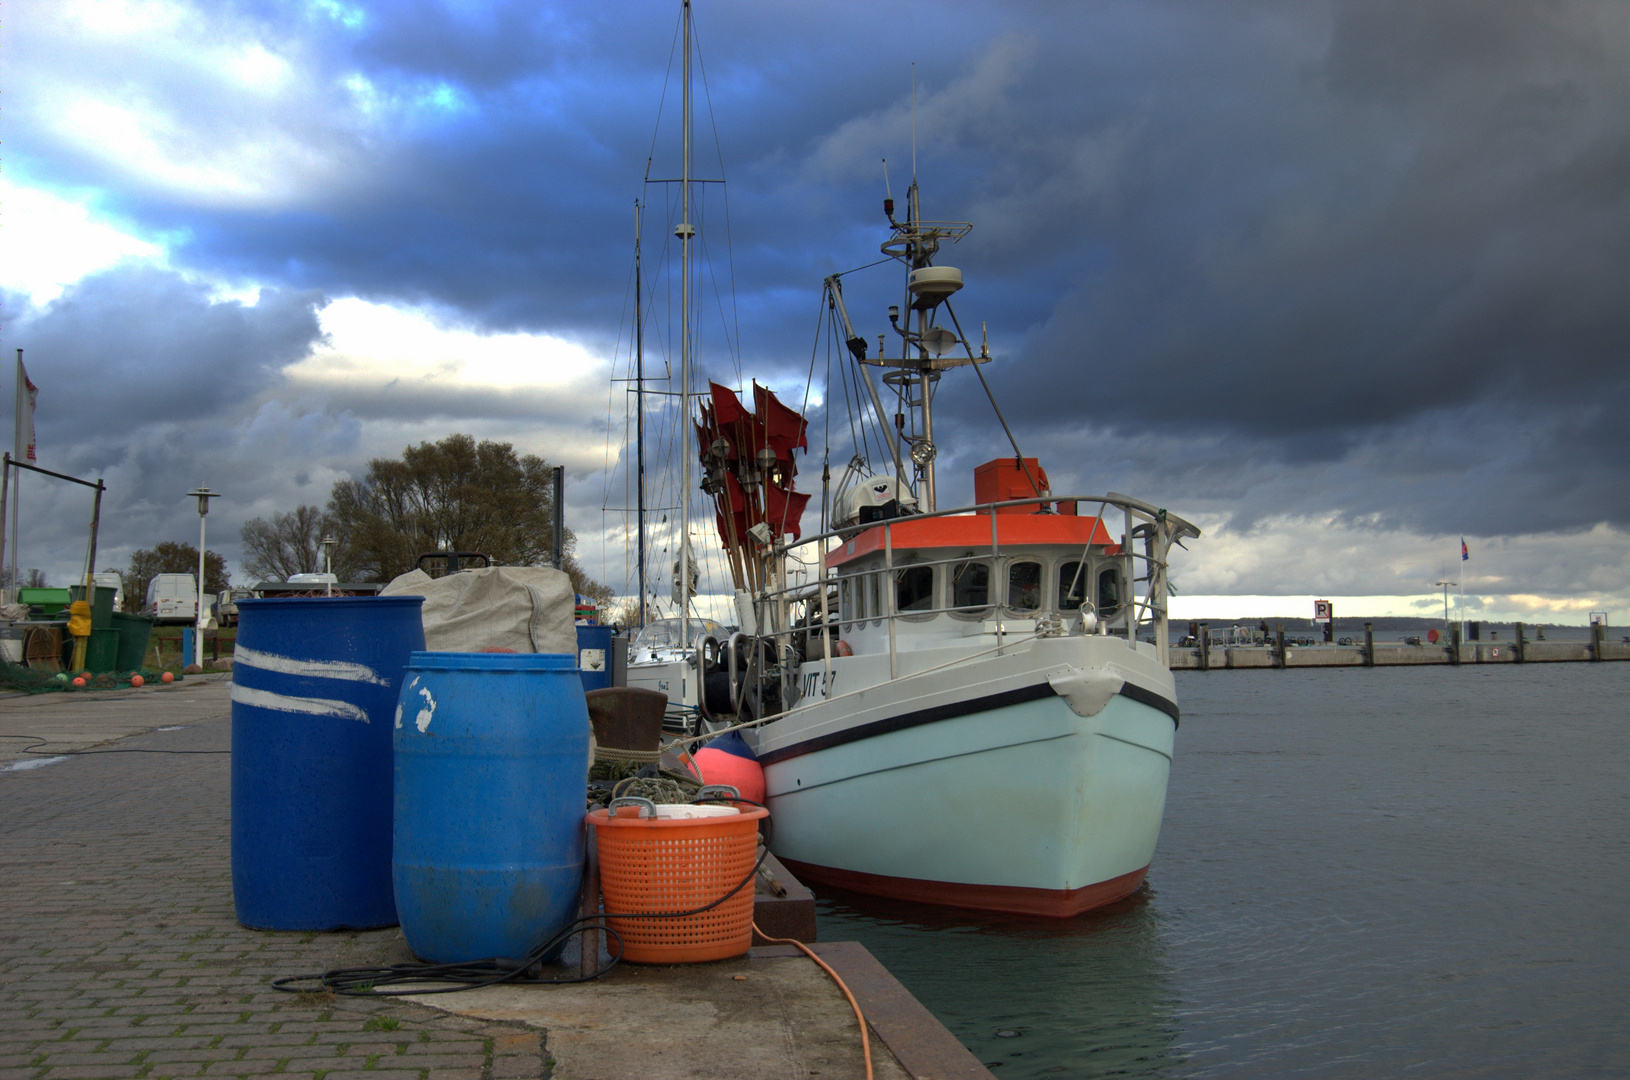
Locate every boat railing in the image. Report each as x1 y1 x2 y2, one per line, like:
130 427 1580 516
736 493 1199 700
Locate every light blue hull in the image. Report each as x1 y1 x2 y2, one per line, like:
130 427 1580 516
764 690 1174 905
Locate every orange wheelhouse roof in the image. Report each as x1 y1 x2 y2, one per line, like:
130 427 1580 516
826 513 1118 569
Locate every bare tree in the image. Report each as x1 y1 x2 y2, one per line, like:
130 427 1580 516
239 505 353 583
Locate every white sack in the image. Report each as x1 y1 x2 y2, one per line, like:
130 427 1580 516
380 566 576 654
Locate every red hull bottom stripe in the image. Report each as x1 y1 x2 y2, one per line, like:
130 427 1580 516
777 858 1151 918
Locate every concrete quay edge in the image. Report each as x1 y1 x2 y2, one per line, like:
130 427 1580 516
0 678 991 1080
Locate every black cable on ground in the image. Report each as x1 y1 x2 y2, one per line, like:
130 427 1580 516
273 797 771 998
0 735 229 757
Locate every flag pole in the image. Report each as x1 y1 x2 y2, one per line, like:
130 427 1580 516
1459 538 1468 641
11 349 23 605
0 453 10 605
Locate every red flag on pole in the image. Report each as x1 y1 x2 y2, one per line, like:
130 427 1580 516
15 357 37 463
754 383 807 456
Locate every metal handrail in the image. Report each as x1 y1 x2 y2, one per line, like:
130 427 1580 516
721 493 1198 699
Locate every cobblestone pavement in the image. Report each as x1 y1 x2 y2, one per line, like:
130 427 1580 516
0 716 553 1080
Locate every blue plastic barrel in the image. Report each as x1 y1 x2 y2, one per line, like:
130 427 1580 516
231 596 425 930
576 624 614 692
393 652 591 963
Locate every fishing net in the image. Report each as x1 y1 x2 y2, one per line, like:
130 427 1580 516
0 660 176 695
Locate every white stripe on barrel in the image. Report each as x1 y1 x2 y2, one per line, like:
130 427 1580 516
233 645 389 686
230 682 370 723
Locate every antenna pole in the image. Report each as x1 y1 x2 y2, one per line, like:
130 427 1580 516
677 0 694 651
635 199 648 629
910 64 918 183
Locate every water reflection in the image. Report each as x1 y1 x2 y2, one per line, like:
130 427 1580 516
815 881 1185 1078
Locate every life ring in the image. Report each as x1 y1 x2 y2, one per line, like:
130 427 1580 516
833 639 853 657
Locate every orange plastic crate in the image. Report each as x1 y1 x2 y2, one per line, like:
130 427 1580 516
587 803 768 963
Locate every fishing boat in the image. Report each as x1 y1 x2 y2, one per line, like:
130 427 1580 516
608 2 1198 917
691 180 1199 918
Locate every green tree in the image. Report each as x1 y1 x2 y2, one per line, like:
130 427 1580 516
239 505 358 583
327 433 611 603
125 542 229 605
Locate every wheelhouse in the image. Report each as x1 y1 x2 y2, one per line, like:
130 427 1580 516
825 508 1132 647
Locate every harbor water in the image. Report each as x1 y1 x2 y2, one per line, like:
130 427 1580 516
815 664 1629 1078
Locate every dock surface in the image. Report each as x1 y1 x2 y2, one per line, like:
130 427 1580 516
0 679 990 1080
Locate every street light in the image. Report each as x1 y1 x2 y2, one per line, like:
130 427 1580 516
320 535 337 596
187 486 219 669
1434 579 1456 628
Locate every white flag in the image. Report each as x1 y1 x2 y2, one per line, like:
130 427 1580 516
15 357 36 463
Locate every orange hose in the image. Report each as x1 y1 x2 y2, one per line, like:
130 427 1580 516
753 923 873 1080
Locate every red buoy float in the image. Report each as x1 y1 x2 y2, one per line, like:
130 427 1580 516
693 730 765 805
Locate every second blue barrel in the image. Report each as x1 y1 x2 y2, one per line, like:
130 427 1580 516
576 624 614 692
231 596 426 931
393 652 591 963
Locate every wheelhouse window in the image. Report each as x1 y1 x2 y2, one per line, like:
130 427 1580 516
840 577 854 625
950 561 991 611
1007 561 1043 611
896 565 935 613
867 571 882 621
1098 567 1122 619
1059 561 1089 609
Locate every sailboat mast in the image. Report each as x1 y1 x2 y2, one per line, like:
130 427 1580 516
677 0 694 650
634 199 648 628
909 181 938 512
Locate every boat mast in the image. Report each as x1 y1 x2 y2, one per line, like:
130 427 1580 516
677 0 695 651
907 181 938 513
634 199 648 628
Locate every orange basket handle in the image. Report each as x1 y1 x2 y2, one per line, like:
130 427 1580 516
607 796 658 819
696 784 741 801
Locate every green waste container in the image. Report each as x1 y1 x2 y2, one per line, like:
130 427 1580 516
112 612 154 672
69 585 117 630
18 587 70 615
86 628 120 673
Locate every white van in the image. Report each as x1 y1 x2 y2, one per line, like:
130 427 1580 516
144 574 198 623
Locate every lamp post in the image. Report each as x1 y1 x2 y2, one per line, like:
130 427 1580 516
1434 579 1456 629
187 486 219 669
320 535 337 597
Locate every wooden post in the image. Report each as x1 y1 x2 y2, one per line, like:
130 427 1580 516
1591 621 1604 662
1198 621 1209 671
1514 622 1525 663
1363 622 1374 667
577 825 601 978
1449 623 1461 665
1274 622 1285 669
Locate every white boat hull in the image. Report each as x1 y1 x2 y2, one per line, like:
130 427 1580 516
755 636 1178 916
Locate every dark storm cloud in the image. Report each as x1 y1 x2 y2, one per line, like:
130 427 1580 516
11 267 323 450
1003 0 1628 447
7 0 1626 593
2 270 331 581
